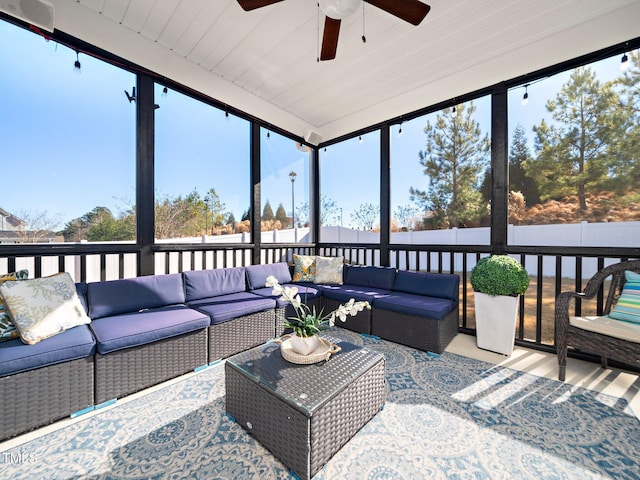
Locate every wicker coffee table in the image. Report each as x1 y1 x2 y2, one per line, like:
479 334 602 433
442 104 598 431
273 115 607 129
224 334 386 480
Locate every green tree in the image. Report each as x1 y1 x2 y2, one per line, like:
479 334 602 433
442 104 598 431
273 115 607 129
204 188 227 228
527 67 626 211
241 209 250 222
262 199 275 221
86 208 135 241
275 203 289 228
409 102 490 229
610 51 640 193
509 124 540 205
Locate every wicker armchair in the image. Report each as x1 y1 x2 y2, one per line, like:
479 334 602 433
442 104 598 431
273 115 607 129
555 259 640 381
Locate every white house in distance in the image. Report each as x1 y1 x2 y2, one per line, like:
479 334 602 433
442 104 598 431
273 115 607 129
0 207 56 243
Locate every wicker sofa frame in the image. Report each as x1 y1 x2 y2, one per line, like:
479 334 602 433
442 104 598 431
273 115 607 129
371 307 459 354
0 357 94 441
555 259 640 381
94 328 208 405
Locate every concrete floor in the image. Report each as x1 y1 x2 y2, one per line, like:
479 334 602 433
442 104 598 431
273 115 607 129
446 333 640 420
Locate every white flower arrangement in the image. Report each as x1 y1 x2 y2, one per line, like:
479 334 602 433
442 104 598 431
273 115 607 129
266 275 370 337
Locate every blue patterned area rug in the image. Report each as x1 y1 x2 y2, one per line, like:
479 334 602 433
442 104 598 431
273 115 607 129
2 328 638 479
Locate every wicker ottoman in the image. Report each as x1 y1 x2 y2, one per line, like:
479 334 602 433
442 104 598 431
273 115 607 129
225 336 386 480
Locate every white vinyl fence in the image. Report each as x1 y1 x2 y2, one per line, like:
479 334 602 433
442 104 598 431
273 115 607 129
6 221 637 282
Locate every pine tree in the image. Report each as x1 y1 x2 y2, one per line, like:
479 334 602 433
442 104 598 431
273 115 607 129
509 124 540 205
409 102 490 228
262 199 275 221
275 203 289 228
528 67 626 211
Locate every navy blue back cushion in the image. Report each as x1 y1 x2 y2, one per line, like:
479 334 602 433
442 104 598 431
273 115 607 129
393 270 460 301
343 265 396 290
246 262 292 290
183 267 247 302
88 273 186 320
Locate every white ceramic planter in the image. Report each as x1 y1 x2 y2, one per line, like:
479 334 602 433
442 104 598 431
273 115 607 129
474 292 520 355
289 333 320 355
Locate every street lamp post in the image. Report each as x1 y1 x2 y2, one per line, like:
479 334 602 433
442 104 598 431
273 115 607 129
204 196 209 237
289 171 297 229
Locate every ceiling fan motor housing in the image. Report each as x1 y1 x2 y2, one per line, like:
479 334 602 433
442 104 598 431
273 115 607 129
319 0 361 20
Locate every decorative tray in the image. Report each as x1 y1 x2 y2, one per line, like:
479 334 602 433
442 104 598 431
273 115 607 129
276 336 341 365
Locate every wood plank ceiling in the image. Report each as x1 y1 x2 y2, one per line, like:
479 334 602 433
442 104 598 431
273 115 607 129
24 1 640 143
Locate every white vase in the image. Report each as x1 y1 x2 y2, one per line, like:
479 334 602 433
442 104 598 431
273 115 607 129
290 333 319 355
474 292 520 355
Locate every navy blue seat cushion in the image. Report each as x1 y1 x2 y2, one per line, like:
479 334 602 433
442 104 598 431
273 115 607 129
393 270 460 301
373 292 457 320
188 292 276 325
0 325 95 377
89 305 210 355
88 274 186 320
318 284 391 303
343 265 396 290
251 284 321 307
183 267 247 302
246 263 292 290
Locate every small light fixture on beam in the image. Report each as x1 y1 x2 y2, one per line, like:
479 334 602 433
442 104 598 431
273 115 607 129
451 105 457 118
74 50 81 73
522 84 529 106
359 135 363 143
398 123 403 137
124 86 136 103
161 86 168 97
621 52 630 71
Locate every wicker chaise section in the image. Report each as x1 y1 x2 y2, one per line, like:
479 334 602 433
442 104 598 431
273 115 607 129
94 329 207 404
372 308 459 354
209 309 275 361
555 259 640 381
0 357 93 441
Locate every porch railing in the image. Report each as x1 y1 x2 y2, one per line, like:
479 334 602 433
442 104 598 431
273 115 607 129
1 242 638 358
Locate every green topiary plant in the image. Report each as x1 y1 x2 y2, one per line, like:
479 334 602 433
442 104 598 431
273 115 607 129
470 255 530 297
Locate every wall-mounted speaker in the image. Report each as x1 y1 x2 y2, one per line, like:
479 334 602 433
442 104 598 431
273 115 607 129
304 129 322 146
0 0 54 32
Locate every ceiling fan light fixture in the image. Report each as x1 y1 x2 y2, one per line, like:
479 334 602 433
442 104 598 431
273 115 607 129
319 0 360 20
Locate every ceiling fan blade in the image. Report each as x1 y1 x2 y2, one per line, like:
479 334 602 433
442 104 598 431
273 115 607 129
364 0 430 26
320 17 341 61
236 0 284 11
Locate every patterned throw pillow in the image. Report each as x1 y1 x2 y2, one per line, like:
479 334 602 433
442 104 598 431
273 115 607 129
608 270 640 324
0 269 29 342
292 254 316 282
314 256 344 285
0 272 91 345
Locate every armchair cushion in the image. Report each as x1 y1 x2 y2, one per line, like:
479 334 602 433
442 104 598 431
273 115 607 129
608 270 640 324
570 315 640 343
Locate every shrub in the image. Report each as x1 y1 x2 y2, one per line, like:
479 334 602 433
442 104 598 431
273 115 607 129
470 255 530 296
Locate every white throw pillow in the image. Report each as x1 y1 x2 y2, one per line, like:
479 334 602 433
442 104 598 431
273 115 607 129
314 256 344 285
0 272 90 345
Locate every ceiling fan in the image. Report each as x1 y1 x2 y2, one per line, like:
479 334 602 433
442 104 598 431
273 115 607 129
236 0 431 61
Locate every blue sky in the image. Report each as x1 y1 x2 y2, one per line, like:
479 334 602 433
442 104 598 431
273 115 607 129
0 20 627 231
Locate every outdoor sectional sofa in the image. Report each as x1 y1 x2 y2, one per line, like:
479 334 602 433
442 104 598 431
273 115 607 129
0 260 459 442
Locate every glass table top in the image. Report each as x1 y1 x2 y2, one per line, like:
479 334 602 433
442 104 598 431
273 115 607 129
225 333 384 415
